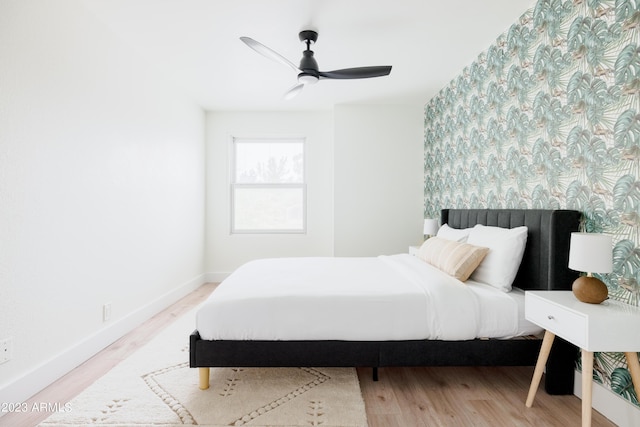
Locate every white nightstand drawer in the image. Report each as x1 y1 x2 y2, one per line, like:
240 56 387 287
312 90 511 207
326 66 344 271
526 293 587 347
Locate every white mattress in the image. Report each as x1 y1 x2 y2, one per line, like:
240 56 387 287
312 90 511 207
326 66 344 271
196 254 542 341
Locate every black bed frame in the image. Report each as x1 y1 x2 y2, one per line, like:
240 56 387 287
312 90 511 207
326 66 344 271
190 209 581 394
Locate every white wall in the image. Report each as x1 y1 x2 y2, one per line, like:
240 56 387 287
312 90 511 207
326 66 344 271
334 105 424 256
205 111 334 277
205 106 424 277
0 1 205 402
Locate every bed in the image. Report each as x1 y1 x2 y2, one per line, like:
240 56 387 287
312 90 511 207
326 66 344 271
190 209 581 394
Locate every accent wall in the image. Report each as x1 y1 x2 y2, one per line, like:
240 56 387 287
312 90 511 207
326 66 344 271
424 0 640 411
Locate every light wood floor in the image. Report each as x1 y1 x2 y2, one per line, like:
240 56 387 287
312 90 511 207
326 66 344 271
1 283 615 427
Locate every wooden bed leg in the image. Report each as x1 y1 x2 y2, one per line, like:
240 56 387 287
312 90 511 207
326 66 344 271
199 367 210 390
372 367 379 382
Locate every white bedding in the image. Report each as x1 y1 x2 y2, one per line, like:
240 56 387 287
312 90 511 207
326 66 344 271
196 254 542 341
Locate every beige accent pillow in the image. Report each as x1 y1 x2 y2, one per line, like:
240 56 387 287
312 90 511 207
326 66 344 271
418 237 490 281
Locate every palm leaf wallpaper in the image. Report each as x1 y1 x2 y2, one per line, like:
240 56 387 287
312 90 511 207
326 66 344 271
424 0 640 408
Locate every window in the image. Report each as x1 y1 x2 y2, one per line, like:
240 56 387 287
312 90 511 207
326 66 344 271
231 137 306 233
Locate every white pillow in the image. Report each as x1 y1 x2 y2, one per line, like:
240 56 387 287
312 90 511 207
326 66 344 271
436 224 473 242
466 224 528 292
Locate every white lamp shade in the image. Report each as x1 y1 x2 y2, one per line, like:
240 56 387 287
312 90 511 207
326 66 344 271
568 232 613 274
423 219 439 236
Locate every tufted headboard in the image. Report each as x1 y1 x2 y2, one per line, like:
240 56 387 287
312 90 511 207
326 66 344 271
441 209 581 291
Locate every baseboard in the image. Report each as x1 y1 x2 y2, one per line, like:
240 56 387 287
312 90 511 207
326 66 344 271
574 370 640 427
204 272 231 283
0 274 205 407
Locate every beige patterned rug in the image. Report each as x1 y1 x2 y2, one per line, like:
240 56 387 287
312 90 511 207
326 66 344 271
39 309 368 427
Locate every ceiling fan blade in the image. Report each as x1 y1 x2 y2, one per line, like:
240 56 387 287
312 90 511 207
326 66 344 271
283 83 304 100
240 36 299 72
319 66 392 79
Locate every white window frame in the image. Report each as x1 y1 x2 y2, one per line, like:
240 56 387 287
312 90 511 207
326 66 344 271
230 136 307 234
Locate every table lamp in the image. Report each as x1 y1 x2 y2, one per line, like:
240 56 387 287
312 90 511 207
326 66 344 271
423 219 439 240
568 232 613 304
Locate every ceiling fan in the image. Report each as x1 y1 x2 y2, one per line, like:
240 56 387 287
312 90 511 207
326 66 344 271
240 30 392 100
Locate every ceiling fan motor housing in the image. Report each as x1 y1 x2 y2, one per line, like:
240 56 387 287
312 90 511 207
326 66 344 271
299 50 319 72
298 31 320 84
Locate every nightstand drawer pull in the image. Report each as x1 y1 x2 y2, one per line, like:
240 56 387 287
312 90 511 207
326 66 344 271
547 315 554 320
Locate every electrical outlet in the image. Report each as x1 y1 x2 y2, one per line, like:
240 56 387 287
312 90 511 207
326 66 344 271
103 303 112 322
0 337 13 364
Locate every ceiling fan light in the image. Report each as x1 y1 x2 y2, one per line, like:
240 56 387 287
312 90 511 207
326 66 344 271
298 73 319 85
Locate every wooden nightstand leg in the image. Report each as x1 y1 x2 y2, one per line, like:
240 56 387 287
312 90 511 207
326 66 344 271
624 352 640 399
526 330 555 407
581 350 594 427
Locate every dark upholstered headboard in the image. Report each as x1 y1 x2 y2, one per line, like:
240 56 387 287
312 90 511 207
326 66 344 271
441 209 581 291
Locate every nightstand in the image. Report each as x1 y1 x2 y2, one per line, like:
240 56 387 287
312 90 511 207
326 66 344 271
525 290 640 427
409 245 420 256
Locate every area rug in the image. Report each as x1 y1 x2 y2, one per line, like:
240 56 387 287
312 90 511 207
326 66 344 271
39 308 368 427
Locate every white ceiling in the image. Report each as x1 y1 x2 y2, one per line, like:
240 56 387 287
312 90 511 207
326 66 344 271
84 0 534 111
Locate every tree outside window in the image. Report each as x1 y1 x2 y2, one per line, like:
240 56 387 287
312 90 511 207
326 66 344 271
231 137 306 233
